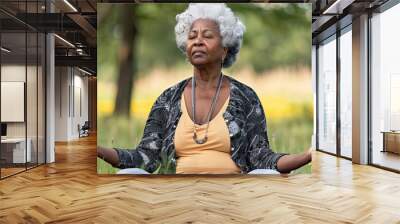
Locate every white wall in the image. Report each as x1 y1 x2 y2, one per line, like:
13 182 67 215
55 67 69 141
54 67 89 141
72 72 89 138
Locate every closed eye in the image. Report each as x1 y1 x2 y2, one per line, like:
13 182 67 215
203 31 214 38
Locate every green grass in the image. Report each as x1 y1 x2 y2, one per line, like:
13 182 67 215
97 115 144 174
267 117 313 174
97 111 313 174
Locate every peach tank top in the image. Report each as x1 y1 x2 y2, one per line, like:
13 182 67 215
174 93 241 174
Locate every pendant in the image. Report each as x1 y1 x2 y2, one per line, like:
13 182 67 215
193 133 207 144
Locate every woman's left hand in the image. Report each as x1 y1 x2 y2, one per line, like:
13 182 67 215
304 147 313 162
276 147 313 173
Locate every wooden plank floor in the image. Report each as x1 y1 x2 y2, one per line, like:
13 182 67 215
1 134 400 223
0 167 26 178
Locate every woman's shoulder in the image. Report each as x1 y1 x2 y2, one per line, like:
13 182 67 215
226 75 265 117
225 75 260 103
155 78 190 103
163 78 189 93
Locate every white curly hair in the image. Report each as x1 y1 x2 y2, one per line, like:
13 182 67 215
175 3 246 68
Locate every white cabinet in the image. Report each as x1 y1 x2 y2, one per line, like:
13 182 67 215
1 138 32 163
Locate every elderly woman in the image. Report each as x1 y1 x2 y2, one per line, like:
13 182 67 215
98 3 312 174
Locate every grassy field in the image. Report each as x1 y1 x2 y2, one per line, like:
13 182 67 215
97 115 312 174
97 67 313 174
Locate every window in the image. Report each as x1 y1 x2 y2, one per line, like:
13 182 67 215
371 2 400 171
0 1 46 179
317 35 337 154
339 27 352 158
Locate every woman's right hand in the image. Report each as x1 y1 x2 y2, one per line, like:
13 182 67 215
97 146 120 167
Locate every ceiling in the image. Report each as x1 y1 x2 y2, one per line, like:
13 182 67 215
311 0 390 43
0 0 97 75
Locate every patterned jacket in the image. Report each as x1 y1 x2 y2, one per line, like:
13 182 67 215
114 75 287 174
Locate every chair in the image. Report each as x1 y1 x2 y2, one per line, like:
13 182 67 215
78 121 90 138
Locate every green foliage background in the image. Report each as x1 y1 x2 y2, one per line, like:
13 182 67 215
98 3 311 81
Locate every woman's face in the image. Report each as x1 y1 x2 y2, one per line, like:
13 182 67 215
186 19 227 68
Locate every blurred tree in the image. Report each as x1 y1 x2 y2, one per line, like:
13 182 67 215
114 4 137 116
135 4 187 76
